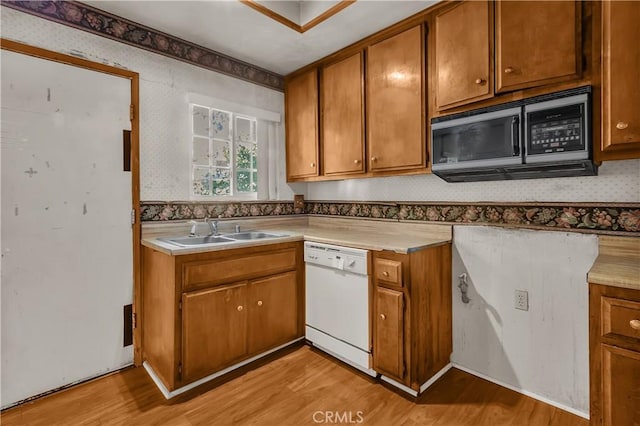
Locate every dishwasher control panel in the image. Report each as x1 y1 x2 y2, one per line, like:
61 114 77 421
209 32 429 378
304 242 369 275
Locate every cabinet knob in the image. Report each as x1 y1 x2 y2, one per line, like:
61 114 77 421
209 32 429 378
616 122 629 130
310 162 316 168
371 156 377 162
382 271 389 277
380 314 386 320
631 319 640 330
475 78 485 85
354 159 361 164
504 67 514 74
237 305 243 312
257 300 263 307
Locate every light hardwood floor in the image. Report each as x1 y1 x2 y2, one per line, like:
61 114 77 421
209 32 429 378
2 344 587 425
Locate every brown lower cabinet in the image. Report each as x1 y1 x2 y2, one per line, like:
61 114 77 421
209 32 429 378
142 242 304 391
589 283 640 425
372 243 452 392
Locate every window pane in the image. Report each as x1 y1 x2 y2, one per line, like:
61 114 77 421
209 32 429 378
193 106 209 137
252 147 258 169
211 110 231 140
236 117 256 143
192 167 211 196
236 142 256 169
236 170 251 192
211 139 230 168
211 168 231 196
192 137 209 166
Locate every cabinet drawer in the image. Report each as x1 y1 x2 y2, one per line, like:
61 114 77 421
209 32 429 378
374 258 402 286
183 249 297 291
602 296 640 342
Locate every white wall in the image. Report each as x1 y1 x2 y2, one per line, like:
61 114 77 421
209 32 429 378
307 159 640 202
451 227 598 417
0 7 305 202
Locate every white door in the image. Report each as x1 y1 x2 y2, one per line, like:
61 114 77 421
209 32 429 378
1 50 133 408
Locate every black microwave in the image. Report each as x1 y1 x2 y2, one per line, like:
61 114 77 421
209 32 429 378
430 86 596 182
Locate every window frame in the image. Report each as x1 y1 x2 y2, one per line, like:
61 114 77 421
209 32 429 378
189 103 259 201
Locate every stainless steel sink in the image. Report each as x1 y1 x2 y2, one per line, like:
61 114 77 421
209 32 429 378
159 231 289 247
223 231 288 240
159 236 235 246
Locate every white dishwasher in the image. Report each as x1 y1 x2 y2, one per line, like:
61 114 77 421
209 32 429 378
304 241 376 376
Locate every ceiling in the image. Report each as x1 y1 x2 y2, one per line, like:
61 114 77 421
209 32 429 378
252 1 343 26
86 1 437 75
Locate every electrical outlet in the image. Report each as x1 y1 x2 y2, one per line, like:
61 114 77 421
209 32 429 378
515 290 529 311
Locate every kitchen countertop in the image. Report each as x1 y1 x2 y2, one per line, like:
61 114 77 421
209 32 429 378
141 216 452 256
588 236 640 291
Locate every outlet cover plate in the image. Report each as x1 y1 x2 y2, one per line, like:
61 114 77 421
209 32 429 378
515 290 529 311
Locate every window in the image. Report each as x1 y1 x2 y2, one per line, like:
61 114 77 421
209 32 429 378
190 104 258 199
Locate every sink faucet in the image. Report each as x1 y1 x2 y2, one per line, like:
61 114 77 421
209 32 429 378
205 218 219 236
188 220 198 237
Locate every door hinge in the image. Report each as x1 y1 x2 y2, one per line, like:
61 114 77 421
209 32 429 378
178 301 182 311
131 209 136 225
132 312 137 329
177 363 182 381
129 104 135 121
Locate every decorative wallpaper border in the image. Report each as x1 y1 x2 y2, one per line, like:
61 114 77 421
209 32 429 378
141 200 640 236
1 1 284 91
305 201 640 236
140 201 300 222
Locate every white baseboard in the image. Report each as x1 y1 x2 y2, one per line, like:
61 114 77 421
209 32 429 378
451 363 589 420
381 363 453 397
144 337 304 399
420 363 453 393
380 376 418 397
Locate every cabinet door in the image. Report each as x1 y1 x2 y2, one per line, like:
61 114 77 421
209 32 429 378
367 26 425 172
322 52 365 175
435 0 492 110
182 282 247 383
600 0 640 160
495 1 580 93
601 345 640 426
373 286 404 381
285 69 319 179
248 271 299 354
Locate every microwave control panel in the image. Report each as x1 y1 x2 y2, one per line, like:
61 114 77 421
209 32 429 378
527 104 586 155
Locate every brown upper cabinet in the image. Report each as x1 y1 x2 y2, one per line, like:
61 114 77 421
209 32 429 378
598 0 640 161
367 25 425 172
434 1 493 110
285 68 319 179
321 52 365 176
495 1 581 93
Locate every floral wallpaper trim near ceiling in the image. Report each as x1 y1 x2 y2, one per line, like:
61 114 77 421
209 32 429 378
140 201 640 236
2 1 284 91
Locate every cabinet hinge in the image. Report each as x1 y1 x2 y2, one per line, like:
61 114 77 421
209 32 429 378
177 363 182 381
178 301 182 311
129 104 135 121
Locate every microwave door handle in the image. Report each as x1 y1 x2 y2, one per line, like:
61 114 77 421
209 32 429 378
511 116 520 156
